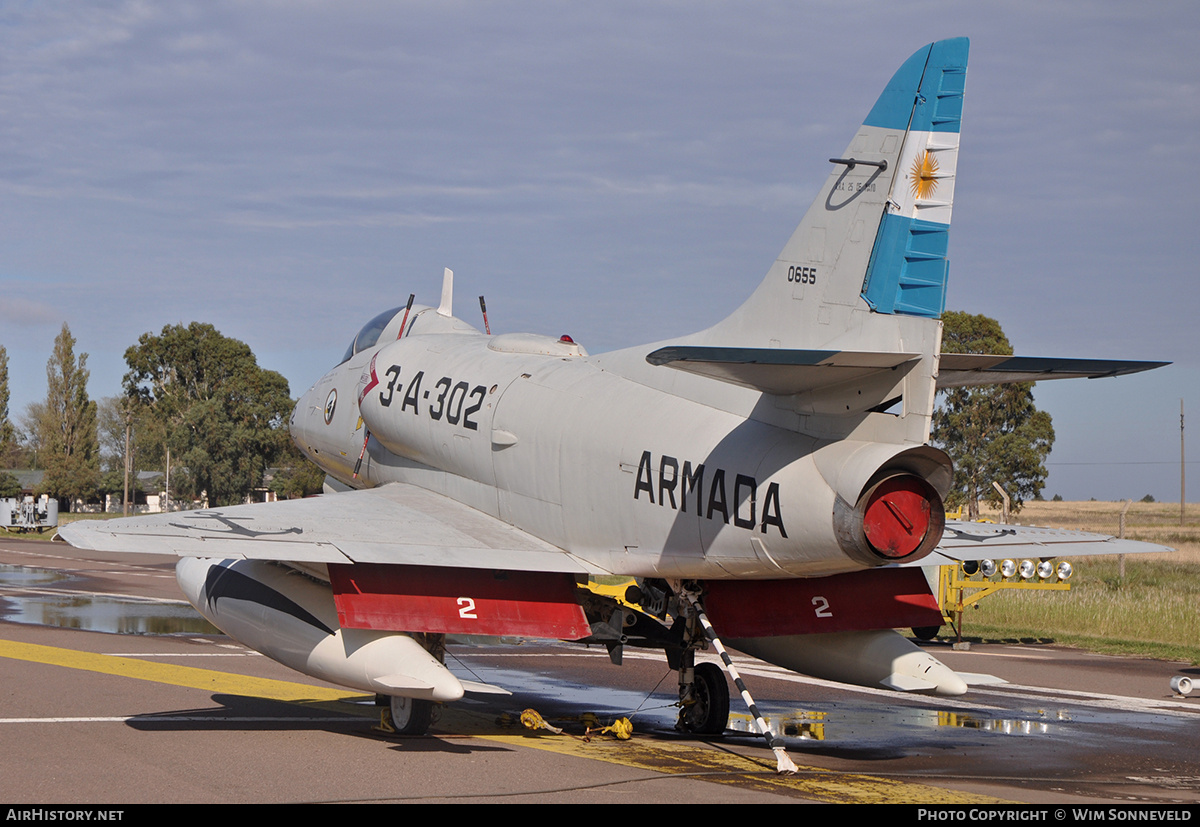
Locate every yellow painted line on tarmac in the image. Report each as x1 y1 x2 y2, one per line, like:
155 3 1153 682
1 638 1008 802
440 708 1012 804
0 638 359 704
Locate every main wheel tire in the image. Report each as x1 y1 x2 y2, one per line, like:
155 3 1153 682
388 695 434 736
912 625 942 641
681 662 730 735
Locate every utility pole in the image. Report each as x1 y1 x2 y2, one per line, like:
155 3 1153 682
1182 399 1186 528
1119 499 1131 579
991 480 1011 525
122 415 131 517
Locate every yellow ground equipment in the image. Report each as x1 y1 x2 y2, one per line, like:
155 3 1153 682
923 556 1073 643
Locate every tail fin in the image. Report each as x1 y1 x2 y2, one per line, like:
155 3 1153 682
699 38 969 350
860 38 968 317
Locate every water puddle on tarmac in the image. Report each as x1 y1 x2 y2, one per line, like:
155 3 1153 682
729 704 1056 743
0 563 217 635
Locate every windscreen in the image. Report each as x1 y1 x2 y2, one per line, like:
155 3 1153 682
339 306 402 364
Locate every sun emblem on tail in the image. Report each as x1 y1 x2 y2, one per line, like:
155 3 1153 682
908 150 939 199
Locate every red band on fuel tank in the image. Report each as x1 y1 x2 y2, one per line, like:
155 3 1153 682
329 563 591 639
703 568 942 637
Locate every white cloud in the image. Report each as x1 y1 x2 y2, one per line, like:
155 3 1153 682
0 297 60 327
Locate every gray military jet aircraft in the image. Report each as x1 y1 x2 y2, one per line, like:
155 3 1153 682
62 38 1168 757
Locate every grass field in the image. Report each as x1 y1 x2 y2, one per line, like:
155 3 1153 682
943 500 1200 664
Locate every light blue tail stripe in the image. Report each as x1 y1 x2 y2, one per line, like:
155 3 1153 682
860 214 950 318
863 38 968 134
863 44 932 132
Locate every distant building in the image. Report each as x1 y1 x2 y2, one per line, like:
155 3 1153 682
3 469 45 498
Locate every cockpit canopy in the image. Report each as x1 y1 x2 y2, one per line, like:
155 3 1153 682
340 306 402 365
338 304 483 364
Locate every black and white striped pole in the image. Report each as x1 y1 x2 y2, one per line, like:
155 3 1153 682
680 588 798 775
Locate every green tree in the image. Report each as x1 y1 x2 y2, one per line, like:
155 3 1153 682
269 438 327 500
932 311 1055 520
33 323 100 508
123 323 292 507
0 344 16 466
0 471 19 498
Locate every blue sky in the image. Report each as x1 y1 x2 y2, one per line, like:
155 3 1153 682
2 1 1196 502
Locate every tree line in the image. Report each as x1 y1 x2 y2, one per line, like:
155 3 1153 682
0 322 324 510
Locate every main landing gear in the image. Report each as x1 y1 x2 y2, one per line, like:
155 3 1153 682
628 578 735 737
670 580 798 774
576 577 799 772
678 660 730 735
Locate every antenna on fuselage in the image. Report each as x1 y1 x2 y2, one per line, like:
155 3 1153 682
353 430 369 479
437 268 453 317
397 293 415 339
479 295 490 335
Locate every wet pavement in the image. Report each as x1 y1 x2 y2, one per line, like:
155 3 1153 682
0 562 218 635
444 642 1200 798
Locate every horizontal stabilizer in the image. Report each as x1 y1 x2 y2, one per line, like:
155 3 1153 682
913 520 1173 567
646 346 917 396
937 354 1169 389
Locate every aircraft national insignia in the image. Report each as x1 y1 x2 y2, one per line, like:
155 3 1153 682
909 149 939 199
324 388 337 425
